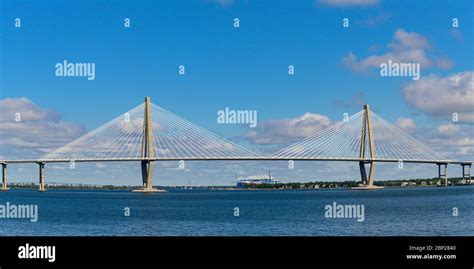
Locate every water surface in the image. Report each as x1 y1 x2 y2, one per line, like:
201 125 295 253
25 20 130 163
0 186 472 236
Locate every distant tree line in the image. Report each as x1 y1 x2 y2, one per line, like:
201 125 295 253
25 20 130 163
5 176 471 190
241 177 471 189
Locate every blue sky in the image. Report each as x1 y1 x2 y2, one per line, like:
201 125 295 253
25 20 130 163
0 0 473 185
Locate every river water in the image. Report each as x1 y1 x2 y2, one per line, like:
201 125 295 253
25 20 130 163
0 186 472 236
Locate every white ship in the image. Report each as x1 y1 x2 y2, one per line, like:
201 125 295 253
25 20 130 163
236 171 280 187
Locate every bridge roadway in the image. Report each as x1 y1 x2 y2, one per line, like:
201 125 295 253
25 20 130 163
0 157 472 165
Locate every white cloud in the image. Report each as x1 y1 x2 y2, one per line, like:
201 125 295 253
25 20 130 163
0 137 40 148
436 124 460 137
411 122 473 160
0 97 85 159
395 117 416 133
389 29 431 51
402 71 474 122
0 97 59 122
318 0 379 7
343 28 453 73
243 112 331 145
428 134 474 159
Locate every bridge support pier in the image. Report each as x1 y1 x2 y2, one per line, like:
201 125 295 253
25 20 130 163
359 161 367 185
38 162 46 191
2 163 8 191
461 163 471 183
359 161 375 186
437 163 448 186
138 160 158 192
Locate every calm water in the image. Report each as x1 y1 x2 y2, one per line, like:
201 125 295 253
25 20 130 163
0 186 473 236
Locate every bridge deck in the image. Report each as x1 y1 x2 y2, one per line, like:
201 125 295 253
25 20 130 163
0 158 471 165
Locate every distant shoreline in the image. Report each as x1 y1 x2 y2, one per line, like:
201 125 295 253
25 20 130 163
5 177 473 191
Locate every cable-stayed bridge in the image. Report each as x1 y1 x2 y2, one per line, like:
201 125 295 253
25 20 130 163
1 97 472 192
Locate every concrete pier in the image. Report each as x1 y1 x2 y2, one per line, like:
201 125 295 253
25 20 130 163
2 163 8 191
38 162 46 191
461 163 472 182
132 160 164 193
438 163 448 186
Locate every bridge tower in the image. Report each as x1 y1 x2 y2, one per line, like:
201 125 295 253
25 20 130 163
133 97 159 192
357 104 380 189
